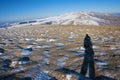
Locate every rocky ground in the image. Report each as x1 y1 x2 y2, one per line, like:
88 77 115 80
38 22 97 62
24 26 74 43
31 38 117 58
0 25 120 80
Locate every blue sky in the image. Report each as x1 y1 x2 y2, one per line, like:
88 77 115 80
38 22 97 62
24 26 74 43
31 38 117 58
0 0 120 22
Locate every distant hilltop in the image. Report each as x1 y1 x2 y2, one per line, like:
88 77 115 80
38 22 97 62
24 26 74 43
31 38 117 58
1 11 120 28
34 11 120 26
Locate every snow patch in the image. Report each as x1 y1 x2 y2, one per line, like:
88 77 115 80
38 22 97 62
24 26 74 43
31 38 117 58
66 74 72 80
36 45 52 49
74 19 99 26
75 51 84 56
80 47 85 50
56 43 64 47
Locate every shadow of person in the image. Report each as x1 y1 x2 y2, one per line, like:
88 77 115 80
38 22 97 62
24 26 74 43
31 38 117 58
79 34 117 80
80 34 95 80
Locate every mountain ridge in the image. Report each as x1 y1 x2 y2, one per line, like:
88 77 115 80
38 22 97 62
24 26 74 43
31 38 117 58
1 11 120 28
22 11 120 26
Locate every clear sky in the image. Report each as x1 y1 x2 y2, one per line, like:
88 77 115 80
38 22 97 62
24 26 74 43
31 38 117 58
0 0 120 22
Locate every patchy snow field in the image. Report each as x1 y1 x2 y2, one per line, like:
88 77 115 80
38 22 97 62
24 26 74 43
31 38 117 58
0 25 120 80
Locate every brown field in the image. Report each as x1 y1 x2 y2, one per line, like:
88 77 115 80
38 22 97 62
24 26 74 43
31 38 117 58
0 25 120 80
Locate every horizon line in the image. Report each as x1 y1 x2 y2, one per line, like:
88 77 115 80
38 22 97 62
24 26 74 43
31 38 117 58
0 11 120 23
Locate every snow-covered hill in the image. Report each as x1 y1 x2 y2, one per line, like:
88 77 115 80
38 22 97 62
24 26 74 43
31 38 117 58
5 11 120 27
35 11 120 26
37 12 105 26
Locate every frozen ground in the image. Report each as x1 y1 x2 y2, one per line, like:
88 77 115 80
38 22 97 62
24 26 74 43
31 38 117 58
0 25 120 80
